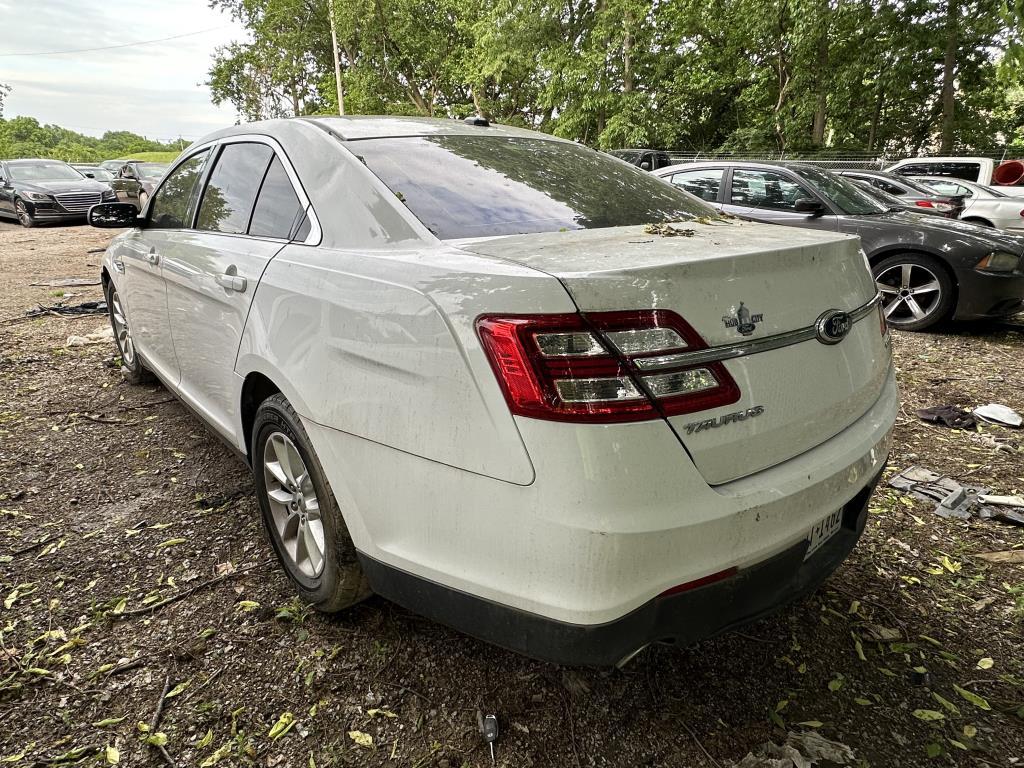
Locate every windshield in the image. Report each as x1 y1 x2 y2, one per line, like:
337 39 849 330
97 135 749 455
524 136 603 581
75 167 113 181
791 166 888 215
892 175 942 196
849 179 904 208
137 163 168 178
7 162 85 182
352 135 714 239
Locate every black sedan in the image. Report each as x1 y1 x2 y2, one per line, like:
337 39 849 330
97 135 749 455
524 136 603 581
0 159 116 228
655 161 1024 330
108 161 168 210
836 169 965 219
846 177 945 217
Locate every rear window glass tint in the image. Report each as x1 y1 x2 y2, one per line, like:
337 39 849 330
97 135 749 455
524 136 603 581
353 135 712 239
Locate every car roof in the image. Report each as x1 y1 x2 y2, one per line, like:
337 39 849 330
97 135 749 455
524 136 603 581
655 160 820 175
890 156 992 163
195 116 577 145
5 158 71 164
836 169 906 181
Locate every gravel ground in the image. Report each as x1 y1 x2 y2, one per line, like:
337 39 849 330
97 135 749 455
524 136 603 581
1 222 1022 767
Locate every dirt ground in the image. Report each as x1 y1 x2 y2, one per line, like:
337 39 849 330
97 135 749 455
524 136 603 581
1 220 1022 768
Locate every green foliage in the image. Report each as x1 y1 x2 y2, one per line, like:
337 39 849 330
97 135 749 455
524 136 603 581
207 0 1024 153
0 116 185 162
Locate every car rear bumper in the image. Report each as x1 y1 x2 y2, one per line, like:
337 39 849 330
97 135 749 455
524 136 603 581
953 270 1024 320
358 468 881 666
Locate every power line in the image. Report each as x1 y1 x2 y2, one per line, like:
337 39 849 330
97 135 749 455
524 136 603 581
0 26 230 58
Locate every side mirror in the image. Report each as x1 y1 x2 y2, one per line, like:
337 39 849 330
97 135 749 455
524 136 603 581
88 202 141 228
794 198 826 216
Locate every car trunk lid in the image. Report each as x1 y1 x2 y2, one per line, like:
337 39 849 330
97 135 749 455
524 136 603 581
457 220 891 485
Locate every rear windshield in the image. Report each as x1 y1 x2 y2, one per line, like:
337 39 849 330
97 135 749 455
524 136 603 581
352 135 713 239
791 166 889 215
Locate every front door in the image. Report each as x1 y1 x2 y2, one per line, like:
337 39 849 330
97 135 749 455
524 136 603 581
162 141 304 442
724 167 838 232
115 149 211 383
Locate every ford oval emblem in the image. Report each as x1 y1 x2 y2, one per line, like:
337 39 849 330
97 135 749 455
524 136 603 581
815 309 852 345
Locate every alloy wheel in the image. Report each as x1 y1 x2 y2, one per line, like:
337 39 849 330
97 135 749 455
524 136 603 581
16 201 31 227
874 263 943 325
109 289 135 365
262 432 325 578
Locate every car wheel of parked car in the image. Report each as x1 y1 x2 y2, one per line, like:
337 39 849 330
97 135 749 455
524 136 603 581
253 393 371 612
15 200 34 228
872 253 954 331
105 282 156 384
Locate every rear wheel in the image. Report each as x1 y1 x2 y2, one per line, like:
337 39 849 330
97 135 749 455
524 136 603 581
15 200 34 228
253 393 370 611
872 253 954 331
105 281 155 384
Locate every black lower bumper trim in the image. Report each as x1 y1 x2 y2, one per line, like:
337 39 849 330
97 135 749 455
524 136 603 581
358 465 884 666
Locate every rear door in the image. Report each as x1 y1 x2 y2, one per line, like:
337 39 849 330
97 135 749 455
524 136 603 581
162 138 309 442
724 167 838 232
665 168 725 206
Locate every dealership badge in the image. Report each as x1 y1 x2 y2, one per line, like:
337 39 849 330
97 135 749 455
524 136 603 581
815 309 852 345
722 302 763 336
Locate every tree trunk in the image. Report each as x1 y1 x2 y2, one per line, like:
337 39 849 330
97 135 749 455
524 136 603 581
623 16 634 94
867 83 885 151
939 0 958 152
811 27 829 145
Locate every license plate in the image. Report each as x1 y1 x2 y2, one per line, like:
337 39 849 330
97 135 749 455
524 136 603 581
805 509 843 560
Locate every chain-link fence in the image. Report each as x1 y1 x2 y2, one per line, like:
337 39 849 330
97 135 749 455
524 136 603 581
658 147 1024 170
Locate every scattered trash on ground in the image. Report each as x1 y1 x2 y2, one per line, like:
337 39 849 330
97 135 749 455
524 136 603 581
734 731 855 767
916 405 976 429
973 403 1022 427
978 494 1024 507
25 301 107 318
888 465 1024 525
643 222 695 237
973 550 1024 564
29 277 101 288
66 326 113 347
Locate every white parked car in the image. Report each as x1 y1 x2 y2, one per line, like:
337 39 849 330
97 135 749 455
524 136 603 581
886 156 1024 195
90 117 897 666
911 176 1024 232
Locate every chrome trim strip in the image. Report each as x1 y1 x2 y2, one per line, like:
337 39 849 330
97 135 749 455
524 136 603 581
634 293 883 370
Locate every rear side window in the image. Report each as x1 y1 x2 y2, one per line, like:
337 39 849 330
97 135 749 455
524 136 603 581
197 142 274 234
148 150 210 230
249 157 305 239
669 169 723 202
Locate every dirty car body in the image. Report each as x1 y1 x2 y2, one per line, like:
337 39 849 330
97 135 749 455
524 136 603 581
94 118 897 665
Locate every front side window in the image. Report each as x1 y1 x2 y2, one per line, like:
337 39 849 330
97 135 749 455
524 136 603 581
924 180 972 198
148 150 210 230
730 169 807 210
248 157 305 239
353 136 714 239
197 142 274 234
669 169 723 202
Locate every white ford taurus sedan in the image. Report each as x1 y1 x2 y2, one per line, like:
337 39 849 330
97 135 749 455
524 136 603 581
89 117 897 666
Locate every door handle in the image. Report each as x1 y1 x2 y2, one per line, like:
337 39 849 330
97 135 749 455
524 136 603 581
216 273 247 292
146 251 160 265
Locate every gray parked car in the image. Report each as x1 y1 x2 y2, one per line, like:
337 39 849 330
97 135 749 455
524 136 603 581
655 161 1024 330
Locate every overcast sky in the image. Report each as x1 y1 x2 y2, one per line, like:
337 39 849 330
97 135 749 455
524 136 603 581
0 0 249 142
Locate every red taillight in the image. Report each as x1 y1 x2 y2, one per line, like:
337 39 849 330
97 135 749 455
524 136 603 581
914 200 935 208
476 311 741 423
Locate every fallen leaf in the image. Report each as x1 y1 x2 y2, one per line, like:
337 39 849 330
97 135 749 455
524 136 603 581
974 550 1024 564
977 657 994 670
912 709 945 721
105 745 119 765
348 731 373 748
268 712 296 741
953 684 991 711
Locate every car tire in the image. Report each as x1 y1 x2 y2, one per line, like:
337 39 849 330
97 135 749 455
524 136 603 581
15 200 35 228
105 281 155 385
252 393 371 612
872 253 955 331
